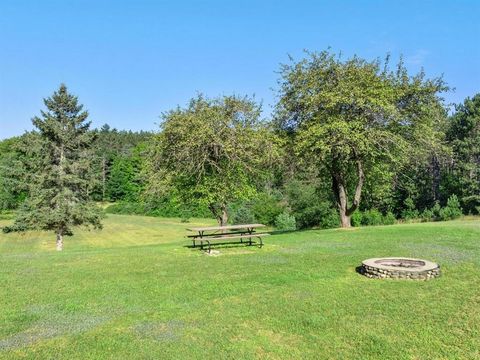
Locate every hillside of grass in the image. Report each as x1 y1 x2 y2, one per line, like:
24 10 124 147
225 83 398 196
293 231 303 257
1 215 479 359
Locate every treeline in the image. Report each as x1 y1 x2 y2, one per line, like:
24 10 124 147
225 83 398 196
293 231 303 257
1 50 479 231
0 125 151 206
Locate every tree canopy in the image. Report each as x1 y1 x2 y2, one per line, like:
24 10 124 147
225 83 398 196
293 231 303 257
275 51 448 227
147 94 279 225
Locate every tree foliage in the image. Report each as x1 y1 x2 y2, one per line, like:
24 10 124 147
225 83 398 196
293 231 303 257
146 94 279 225
444 94 480 213
275 50 448 227
0 137 28 209
3 85 102 250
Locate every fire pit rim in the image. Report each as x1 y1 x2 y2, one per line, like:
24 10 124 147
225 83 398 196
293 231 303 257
362 257 439 273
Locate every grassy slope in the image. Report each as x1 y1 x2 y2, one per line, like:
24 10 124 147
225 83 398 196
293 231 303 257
0 215 479 359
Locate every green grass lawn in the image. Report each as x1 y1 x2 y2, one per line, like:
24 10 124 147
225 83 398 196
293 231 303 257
1 215 479 359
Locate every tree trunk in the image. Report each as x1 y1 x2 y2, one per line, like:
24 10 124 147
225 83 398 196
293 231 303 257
331 154 365 228
333 174 352 228
338 207 352 228
220 204 228 227
56 231 64 251
431 154 441 202
102 156 106 201
209 203 229 228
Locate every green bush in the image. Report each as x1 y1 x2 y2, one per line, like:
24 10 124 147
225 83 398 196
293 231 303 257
361 209 383 226
274 212 296 231
383 211 396 225
352 210 395 227
420 208 434 222
438 207 452 221
231 206 256 225
401 197 419 220
319 207 340 229
446 194 463 219
437 195 462 221
461 195 480 214
431 201 442 221
351 211 363 227
251 193 284 225
105 202 145 215
285 181 334 229
105 200 211 219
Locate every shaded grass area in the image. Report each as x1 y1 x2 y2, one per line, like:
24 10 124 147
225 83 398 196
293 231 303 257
1 215 479 359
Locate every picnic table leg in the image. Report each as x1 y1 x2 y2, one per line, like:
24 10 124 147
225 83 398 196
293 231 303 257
196 231 204 250
257 236 263 248
206 239 211 253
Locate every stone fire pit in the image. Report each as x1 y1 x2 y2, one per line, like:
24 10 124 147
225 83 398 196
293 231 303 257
360 257 440 280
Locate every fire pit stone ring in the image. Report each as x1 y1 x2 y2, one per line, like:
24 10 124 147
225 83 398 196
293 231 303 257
360 257 440 280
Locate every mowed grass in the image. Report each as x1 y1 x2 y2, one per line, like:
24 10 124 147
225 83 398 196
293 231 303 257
1 215 479 359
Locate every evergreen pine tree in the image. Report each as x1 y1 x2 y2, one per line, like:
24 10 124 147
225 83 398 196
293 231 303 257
4 84 102 250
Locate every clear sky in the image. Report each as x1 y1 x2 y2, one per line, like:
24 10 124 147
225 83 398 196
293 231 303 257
1 0 479 139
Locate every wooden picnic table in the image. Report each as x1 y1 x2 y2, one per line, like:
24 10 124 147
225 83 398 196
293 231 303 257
186 224 269 252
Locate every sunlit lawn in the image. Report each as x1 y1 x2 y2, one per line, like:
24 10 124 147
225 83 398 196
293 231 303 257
1 214 479 359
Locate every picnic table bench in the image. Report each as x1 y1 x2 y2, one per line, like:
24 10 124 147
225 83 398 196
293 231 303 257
186 224 270 252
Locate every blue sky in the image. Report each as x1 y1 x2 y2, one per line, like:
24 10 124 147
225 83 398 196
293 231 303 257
1 0 479 139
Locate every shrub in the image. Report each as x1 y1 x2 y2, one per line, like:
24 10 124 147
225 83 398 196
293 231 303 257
437 195 462 221
351 211 363 227
105 200 211 219
461 195 480 214
352 210 395 227
361 209 383 226
431 201 442 221
420 208 434 222
438 207 453 221
231 206 256 225
274 212 296 231
251 193 284 225
401 197 418 220
285 181 333 229
446 194 463 219
383 211 396 225
319 207 340 229
105 202 145 215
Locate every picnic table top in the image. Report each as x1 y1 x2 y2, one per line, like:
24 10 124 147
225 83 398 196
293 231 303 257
186 224 266 232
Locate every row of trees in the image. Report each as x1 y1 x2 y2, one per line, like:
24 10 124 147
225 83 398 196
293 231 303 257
1 50 479 249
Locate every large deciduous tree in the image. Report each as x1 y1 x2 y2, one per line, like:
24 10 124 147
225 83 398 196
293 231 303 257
275 51 447 227
4 84 102 250
147 94 278 226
